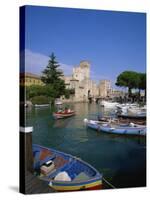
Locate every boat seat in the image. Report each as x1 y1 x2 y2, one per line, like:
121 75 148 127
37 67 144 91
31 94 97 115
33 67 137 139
34 153 56 170
42 157 72 180
73 172 90 181
65 161 95 179
40 160 55 175
40 154 56 166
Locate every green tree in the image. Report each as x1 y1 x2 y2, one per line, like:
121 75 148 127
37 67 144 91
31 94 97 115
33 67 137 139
41 53 66 103
65 88 75 98
31 95 50 104
26 85 47 99
41 53 64 84
115 71 140 97
138 73 146 99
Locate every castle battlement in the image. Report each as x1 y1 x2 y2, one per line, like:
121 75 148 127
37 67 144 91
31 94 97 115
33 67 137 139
73 60 90 81
79 61 90 68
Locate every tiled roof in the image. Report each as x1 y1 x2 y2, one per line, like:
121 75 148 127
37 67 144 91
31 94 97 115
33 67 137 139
20 72 41 79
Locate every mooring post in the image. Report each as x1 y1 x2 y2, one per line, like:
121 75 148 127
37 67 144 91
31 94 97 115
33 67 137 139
19 126 34 193
20 126 34 173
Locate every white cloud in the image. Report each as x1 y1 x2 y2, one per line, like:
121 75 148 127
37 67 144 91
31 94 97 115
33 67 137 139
22 49 116 87
23 49 73 76
24 49 49 74
59 63 73 76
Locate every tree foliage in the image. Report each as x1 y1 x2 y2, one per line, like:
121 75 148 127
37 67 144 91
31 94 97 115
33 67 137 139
138 73 146 90
41 53 64 84
116 71 139 88
31 95 50 104
40 53 66 101
26 85 47 99
116 71 146 98
25 53 73 104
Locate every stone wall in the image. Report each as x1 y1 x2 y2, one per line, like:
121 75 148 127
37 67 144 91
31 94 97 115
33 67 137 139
99 80 111 98
63 61 104 102
73 61 90 81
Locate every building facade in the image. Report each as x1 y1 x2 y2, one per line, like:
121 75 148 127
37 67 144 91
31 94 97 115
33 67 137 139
62 61 99 102
111 89 125 98
99 80 112 98
20 72 43 86
21 63 124 102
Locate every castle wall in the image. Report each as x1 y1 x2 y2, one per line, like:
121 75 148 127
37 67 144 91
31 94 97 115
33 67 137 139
63 61 111 102
99 80 111 98
73 61 90 81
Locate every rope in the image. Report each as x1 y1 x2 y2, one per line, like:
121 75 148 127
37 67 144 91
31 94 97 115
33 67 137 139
102 177 116 189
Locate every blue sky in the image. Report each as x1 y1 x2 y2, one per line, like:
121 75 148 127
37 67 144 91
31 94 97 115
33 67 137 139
24 6 146 87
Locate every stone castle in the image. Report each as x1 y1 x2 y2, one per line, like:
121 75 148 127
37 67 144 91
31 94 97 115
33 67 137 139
62 61 111 102
22 60 124 103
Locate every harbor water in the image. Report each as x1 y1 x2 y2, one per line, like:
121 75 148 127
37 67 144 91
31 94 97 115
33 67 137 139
26 102 146 189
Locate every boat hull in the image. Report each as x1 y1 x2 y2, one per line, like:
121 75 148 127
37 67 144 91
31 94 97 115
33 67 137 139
35 104 49 108
49 179 102 191
33 144 102 192
100 101 119 108
118 114 146 120
86 122 99 131
53 111 75 119
85 119 146 136
84 119 107 131
99 125 146 136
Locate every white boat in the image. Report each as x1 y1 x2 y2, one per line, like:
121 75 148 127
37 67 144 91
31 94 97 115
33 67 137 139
116 103 138 110
55 99 63 105
34 104 50 108
116 103 140 114
116 103 146 118
128 107 146 114
100 100 119 108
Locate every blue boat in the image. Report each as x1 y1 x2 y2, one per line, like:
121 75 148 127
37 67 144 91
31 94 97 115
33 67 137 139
84 119 146 136
84 119 103 131
33 144 102 191
99 124 146 136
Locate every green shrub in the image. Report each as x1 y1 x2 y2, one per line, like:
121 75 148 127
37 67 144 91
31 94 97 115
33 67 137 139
31 96 50 105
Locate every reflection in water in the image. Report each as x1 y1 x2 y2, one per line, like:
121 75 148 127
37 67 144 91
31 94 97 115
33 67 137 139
26 102 146 189
53 118 72 128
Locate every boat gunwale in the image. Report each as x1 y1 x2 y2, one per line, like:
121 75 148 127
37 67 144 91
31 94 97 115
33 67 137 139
53 112 75 116
85 119 146 136
33 144 102 185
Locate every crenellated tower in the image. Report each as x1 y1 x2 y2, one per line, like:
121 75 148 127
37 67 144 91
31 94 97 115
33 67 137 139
73 61 90 81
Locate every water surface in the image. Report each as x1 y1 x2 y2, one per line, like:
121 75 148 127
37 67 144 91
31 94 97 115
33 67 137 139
26 103 146 189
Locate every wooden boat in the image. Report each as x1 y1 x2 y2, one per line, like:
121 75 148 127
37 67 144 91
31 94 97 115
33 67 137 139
117 118 146 125
117 113 146 120
53 110 75 119
33 144 102 191
84 119 146 136
97 115 117 123
97 115 146 125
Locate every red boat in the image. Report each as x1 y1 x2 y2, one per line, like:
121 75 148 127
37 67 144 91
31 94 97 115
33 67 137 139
53 110 75 119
